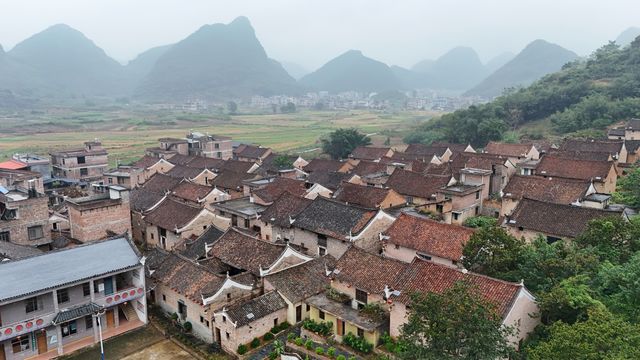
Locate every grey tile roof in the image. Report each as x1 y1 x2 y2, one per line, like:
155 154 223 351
53 302 101 324
0 237 140 302
0 242 42 261
225 291 287 327
266 256 335 303
180 226 225 260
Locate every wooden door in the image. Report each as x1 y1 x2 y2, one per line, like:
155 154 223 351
295 305 302 323
337 319 344 336
106 309 116 328
0 343 6 360
36 331 48 354
215 328 221 346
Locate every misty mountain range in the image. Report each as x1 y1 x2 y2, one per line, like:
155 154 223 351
0 17 637 103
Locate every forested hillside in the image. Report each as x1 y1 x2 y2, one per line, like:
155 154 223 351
407 37 640 146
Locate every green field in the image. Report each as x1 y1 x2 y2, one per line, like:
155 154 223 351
0 109 436 166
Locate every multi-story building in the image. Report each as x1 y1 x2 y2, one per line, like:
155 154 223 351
11 154 51 181
0 237 147 359
65 186 132 242
186 132 233 160
0 170 51 250
49 141 109 182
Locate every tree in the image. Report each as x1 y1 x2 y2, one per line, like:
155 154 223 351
273 155 292 170
280 102 296 113
538 275 603 325
227 101 238 114
461 226 524 280
321 128 371 160
613 166 640 208
574 216 640 264
526 308 640 359
398 281 516 360
594 252 640 322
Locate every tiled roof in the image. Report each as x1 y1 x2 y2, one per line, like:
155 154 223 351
333 246 408 294
394 259 522 318
0 241 42 261
431 142 474 154
303 159 346 173
546 149 612 162
225 291 287 327
235 145 271 160
626 119 640 130
131 155 162 169
252 178 307 204
507 198 623 238
306 171 351 191
293 197 377 239
179 226 226 260
502 175 590 204
404 143 448 157
259 153 297 173
142 173 181 193
53 303 101 325
0 159 28 170
625 140 640 153
208 229 285 275
266 256 336 303
143 197 203 230
560 139 624 155
350 161 387 177
172 181 214 202
386 169 450 199
261 192 313 228
130 188 165 212
166 164 206 179
211 170 257 191
384 213 474 261
334 182 396 208
349 146 391 161
484 142 534 157
453 152 510 172
185 156 225 170
147 250 224 303
220 160 256 174
536 156 614 181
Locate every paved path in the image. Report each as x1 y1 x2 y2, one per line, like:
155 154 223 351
120 339 193 360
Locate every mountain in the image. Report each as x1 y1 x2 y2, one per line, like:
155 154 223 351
409 38 640 146
390 65 431 89
464 40 578 98
280 61 309 80
300 50 401 93
125 44 172 83
135 17 300 101
484 52 515 74
411 47 487 91
615 27 640 47
8 24 126 97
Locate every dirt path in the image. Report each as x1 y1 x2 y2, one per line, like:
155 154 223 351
120 340 194 360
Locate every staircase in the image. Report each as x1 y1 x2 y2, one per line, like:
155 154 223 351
121 302 138 322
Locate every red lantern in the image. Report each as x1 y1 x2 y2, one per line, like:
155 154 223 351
15 325 23 332
36 319 44 326
114 295 121 301
4 328 12 335
106 297 113 303
122 292 128 299
137 288 143 294
130 290 136 296
26 322 33 329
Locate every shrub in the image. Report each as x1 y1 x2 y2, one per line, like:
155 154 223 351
250 337 261 348
327 347 336 358
295 337 304 346
287 332 296 342
263 332 275 341
237 344 248 355
182 321 192 332
170 312 179 321
269 352 278 360
207 342 221 354
343 332 374 353
305 339 314 350
302 319 333 336
336 356 346 360
348 356 357 360
463 216 498 228
316 347 325 355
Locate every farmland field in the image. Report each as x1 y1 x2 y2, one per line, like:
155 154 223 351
0 108 438 166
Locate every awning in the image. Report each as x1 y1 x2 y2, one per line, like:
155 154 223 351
52 303 103 325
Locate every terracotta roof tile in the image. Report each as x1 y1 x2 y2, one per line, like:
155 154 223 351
266 256 336 303
252 178 307 204
333 246 408 294
131 155 161 169
384 213 474 261
546 149 612 162
185 156 225 170
165 164 207 179
306 171 351 191
235 145 271 160
143 197 203 230
560 139 624 155
502 175 590 204
536 156 614 181
167 154 197 166
211 170 258 191
349 146 391 161
220 160 256 173
404 143 449 157
350 161 387 177
386 169 450 199
0 159 28 170
141 173 181 193
303 159 347 173
484 142 534 157
208 229 285 275
507 198 623 238
172 181 214 203
334 183 396 208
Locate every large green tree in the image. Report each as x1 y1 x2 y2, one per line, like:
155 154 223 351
461 226 524 280
321 128 371 159
594 252 640 322
398 281 516 360
526 308 640 360
613 166 640 209
574 217 640 264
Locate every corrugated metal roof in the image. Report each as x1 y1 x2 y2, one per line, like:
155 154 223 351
0 238 140 302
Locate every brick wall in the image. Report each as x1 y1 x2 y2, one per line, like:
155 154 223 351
0 195 51 246
68 199 132 242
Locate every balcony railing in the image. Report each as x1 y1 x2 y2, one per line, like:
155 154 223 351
94 286 145 308
0 312 56 341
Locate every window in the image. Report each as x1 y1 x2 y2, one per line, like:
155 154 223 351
475 207 479 215
226 293 231 300
217 152 222 158
357 327 365 338
1 209 17 220
0 231 10 242
222 315 226 323
317 234 327 247
77 156 86 164
25 297 38 313
475 191 480 200
453 213 460 221
200 316 205 323
108 177 113 184
61 320 77 337
318 246 326 256
226 332 230 339
355 289 368 306
214 143 220 149
57 289 70 304
546 236 561 244
273 318 279 327
178 301 187 318
417 253 432 261
318 310 325 320
306 304 310 312
85 315 93 329
28 225 44 240
80 168 88 176
244 219 250 228
12 336 30 353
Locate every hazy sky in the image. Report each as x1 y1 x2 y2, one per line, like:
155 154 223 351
0 0 638 70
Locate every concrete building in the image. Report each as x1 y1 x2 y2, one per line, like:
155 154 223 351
0 237 147 359
11 154 51 181
49 141 108 182
66 186 132 242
